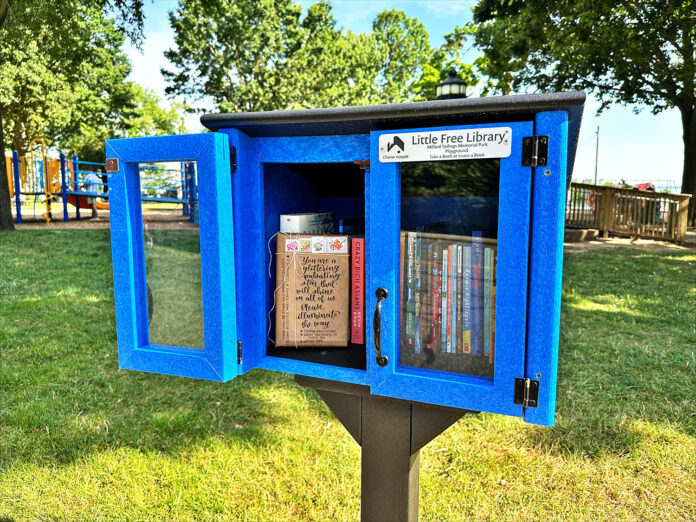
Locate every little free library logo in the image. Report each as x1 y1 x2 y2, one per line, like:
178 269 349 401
378 127 512 163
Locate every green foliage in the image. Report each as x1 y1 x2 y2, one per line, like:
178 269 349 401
412 25 485 101
124 88 187 138
401 158 499 197
0 1 179 162
371 9 431 103
473 0 694 110
0 23 74 154
1 231 695 519
163 0 454 110
471 0 696 223
66 85 188 162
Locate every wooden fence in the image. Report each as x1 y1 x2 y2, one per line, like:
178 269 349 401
566 182 691 243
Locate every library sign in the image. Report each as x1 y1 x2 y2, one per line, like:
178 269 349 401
378 127 512 163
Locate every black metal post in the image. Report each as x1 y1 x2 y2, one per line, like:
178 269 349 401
295 375 472 522
361 395 419 521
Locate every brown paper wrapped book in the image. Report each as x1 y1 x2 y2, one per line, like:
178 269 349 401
274 233 350 347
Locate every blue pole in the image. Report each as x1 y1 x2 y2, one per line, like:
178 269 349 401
72 153 80 220
187 162 196 223
180 161 188 216
60 152 68 222
12 150 22 224
37 157 44 191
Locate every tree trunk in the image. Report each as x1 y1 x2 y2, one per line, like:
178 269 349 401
684 144 696 226
0 103 15 232
680 102 696 227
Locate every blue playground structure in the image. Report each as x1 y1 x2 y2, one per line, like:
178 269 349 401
9 148 198 224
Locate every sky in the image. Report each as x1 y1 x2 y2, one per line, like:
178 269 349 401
124 0 685 191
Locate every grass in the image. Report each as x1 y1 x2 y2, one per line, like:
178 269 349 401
1 230 695 520
144 228 204 348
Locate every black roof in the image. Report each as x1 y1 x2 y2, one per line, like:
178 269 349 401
201 91 586 178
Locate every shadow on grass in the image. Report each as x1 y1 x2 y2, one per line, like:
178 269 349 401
0 365 330 468
528 249 696 457
0 229 331 469
2 233 693 468
143 228 201 256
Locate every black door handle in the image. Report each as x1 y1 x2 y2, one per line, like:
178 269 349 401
373 288 389 367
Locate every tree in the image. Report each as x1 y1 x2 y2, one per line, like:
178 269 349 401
412 26 484 101
1 3 135 157
1 0 146 155
371 9 431 103
163 0 308 112
163 0 436 111
276 3 382 108
0 0 146 230
121 87 187 139
63 85 187 162
472 0 696 224
0 0 13 231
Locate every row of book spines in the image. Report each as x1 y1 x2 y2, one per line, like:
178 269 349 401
437 242 495 358
404 232 496 362
402 230 498 246
353 232 495 358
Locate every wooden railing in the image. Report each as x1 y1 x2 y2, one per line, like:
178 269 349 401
566 182 691 243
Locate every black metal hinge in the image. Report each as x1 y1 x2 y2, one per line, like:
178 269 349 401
230 146 237 173
237 341 242 365
521 135 549 167
514 377 539 408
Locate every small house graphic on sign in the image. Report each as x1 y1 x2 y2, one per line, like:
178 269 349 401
387 136 405 153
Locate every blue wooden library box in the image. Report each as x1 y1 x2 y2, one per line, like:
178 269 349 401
106 92 585 426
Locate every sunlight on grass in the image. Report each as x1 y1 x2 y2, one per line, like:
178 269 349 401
565 294 652 317
54 288 78 298
1 232 694 520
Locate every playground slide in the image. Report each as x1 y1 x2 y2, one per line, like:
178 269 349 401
66 195 109 210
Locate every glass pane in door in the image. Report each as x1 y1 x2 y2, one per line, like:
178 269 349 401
399 159 499 378
140 161 204 349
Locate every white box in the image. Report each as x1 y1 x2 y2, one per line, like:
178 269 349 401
279 213 334 234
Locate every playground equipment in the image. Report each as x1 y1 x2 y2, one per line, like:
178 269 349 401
6 147 198 223
4 139 58 224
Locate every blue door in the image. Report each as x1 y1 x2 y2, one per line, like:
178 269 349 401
366 121 534 417
223 128 372 385
106 133 239 381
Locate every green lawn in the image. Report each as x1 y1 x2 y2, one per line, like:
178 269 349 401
1 229 694 520
144 229 204 348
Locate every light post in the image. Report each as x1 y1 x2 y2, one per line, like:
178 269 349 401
436 68 468 100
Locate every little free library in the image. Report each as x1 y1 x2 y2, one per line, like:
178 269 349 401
105 91 585 427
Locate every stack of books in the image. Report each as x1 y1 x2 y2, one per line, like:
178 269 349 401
276 213 367 348
401 231 496 364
